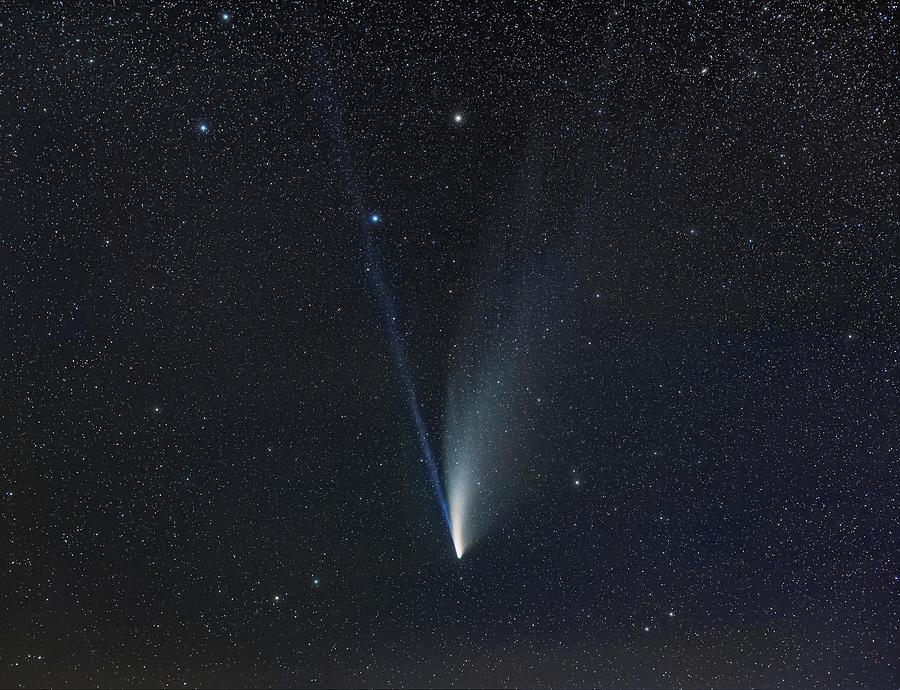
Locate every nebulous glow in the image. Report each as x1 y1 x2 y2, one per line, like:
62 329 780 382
444 345 523 559
450 479 467 557
443 258 561 559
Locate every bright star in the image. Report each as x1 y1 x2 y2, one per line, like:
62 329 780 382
453 113 464 124
370 214 379 223
221 12 231 21
198 123 208 133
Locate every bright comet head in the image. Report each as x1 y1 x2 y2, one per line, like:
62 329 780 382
449 483 467 559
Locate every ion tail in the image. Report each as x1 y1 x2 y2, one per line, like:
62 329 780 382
306 37 455 549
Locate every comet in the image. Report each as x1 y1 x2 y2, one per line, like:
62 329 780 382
443 254 562 558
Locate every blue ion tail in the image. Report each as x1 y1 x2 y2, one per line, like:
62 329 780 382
365 239 456 553
306 41 456 556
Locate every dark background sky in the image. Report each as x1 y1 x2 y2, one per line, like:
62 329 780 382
1 1 896 687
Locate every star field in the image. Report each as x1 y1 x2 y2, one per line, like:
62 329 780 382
0 2 896 688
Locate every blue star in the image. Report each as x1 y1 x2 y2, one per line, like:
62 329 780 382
221 12 231 21
198 123 209 133
370 214 380 223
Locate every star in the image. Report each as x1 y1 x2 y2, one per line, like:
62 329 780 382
453 112 464 124
221 12 231 22
370 214 379 223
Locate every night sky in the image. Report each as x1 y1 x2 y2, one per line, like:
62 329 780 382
2 1 897 688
